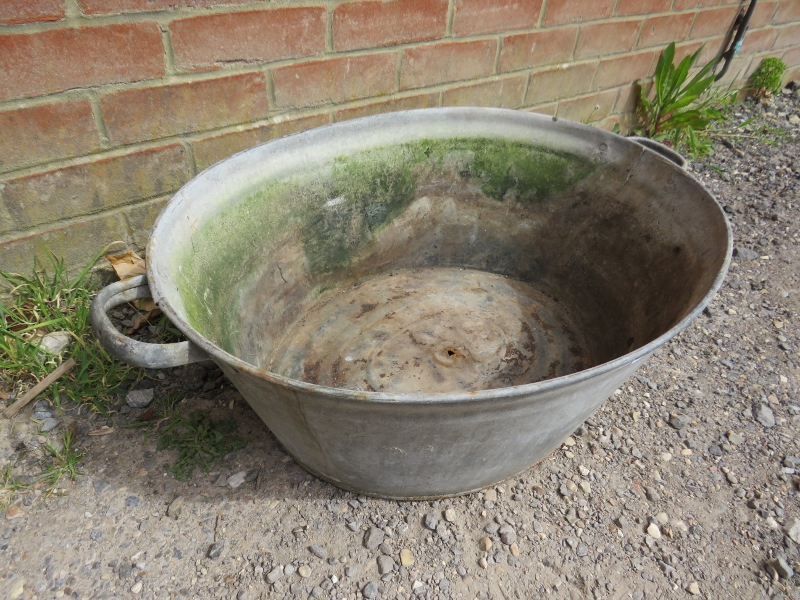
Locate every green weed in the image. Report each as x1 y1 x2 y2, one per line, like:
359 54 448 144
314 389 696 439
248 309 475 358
42 430 83 492
748 57 787 99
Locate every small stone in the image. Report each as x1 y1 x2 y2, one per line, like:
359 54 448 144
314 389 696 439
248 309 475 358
680 448 693 456
40 417 60 433
735 247 759 261
227 471 247 488
576 544 589 557
167 496 184 519
131 581 143 594
563 436 576 447
377 555 395 575
8 579 24 599
479 537 493 551
266 566 283 583
655 512 669 525
687 581 700 595
423 512 438 530
399 549 414 566
659 452 672 462
38 331 72 355
125 496 140 507
443 508 456 522
483 489 498 502
207 542 224 560
645 487 660 502
509 543 519 556
346 566 359 577
126 388 154 409
579 481 591 494
785 517 800 543
646 523 661 539
283 564 295 576
498 524 517 545
478 557 488 569
364 527 385 550
765 557 794 579
363 581 378 599
668 414 691 429
5 504 24 520
755 404 775 428
309 545 327 559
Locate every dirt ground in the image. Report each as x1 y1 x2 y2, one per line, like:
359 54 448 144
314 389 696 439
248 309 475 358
1 89 799 600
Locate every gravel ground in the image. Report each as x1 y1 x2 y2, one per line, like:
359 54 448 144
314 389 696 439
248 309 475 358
1 88 799 600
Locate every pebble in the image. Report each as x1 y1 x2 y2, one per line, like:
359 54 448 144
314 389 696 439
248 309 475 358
687 581 700 595
423 512 438 530
363 581 378 599
484 489 498 502
166 496 184 519
498 524 517 545
40 417 60 433
655 512 669 525
377 555 395 575
309 544 327 559
668 414 691 429
479 537 492 551
126 388 154 409
227 471 247 488
266 565 283 583
785 517 800 543
399 549 414 566
735 247 759 261
283 564 295 576
364 527 385 550
207 542 224 560
38 331 72 355
755 404 775 428
509 543 519 556
646 523 661 539
131 581 143 594
765 556 794 579
444 508 456 522
645 487 660 502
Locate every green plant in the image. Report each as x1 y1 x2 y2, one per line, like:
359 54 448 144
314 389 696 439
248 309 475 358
749 57 787 99
637 42 735 157
1 251 138 413
0 461 29 509
42 430 83 492
157 410 247 481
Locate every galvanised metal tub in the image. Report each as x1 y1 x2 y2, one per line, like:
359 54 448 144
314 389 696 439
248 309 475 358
92 108 731 499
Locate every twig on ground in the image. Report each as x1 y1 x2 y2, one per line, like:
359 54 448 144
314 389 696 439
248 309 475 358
2 358 76 419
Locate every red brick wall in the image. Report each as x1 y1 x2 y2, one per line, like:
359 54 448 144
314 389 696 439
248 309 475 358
1 0 799 275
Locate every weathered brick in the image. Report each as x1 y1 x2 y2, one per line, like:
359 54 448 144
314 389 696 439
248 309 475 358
525 62 597 105
784 46 800 67
672 0 720 9
544 0 615 26
452 0 542 36
526 103 558 117
78 0 250 14
690 6 740 39
0 100 100 173
772 0 800 24
638 13 695 48
101 73 268 145
750 1 779 28
556 89 617 123
595 51 655 89
575 21 642 59
614 83 642 115
499 28 578 72
193 114 331 171
334 0 448 51
0 145 189 233
171 7 326 71
0 23 164 102
740 28 780 54
615 0 672 17
0 0 64 24
716 56 751 84
121 196 171 247
273 53 397 109
334 94 439 123
443 75 527 108
401 40 497 90
774 23 800 49
696 38 724 64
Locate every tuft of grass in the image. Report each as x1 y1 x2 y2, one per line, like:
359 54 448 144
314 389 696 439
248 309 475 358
157 410 246 481
748 57 787 100
1 251 138 413
41 430 83 492
0 461 29 509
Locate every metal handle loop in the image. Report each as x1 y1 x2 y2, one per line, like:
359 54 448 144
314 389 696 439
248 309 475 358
629 136 688 170
90 275 209 369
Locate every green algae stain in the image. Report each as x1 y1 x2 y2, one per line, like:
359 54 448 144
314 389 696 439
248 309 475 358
175 137 601 349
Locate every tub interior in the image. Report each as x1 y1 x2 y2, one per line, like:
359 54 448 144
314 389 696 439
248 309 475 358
152 112 729 394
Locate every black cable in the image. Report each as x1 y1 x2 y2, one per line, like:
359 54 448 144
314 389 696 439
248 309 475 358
714 0 758 81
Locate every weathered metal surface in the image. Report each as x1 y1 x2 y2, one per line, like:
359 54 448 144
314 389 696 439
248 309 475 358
92 108 731 499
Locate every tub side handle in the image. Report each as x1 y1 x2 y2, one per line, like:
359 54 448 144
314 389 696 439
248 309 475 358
628 137 687 170
91 275 210 369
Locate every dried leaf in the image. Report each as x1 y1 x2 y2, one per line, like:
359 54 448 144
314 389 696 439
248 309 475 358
105 250 146 282
87 426 115 436
0 389 7 402
137 298 157 312
126 308 162 334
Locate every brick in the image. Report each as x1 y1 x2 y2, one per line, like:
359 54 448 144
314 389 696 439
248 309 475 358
171 8 326 71
556 89 617 123
673 0 721 9
697 37 725 64
499 28 578 72
101 73 268 145
638 13 695 48
784 46 800 67
273 53 397 109
401 40 496 90
544 0 615 26
525 62 597 105
716 56 751 84
334 94 439 123
774 23 800 49
526 103 558 117
194 114 330 171
0 0 64 24
121 196 171 246
0 23 164 101
740 28 780 54
772 0 800 24
615 0 672 17
0 145 189 233
575 21 642 59
452 0 543 36
594 51 655 89
750 1 779 28
442 76 527 108
78 0 250 14
614 83 643 114
334 0 448 51
0 100 100 173
690 6 740 39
